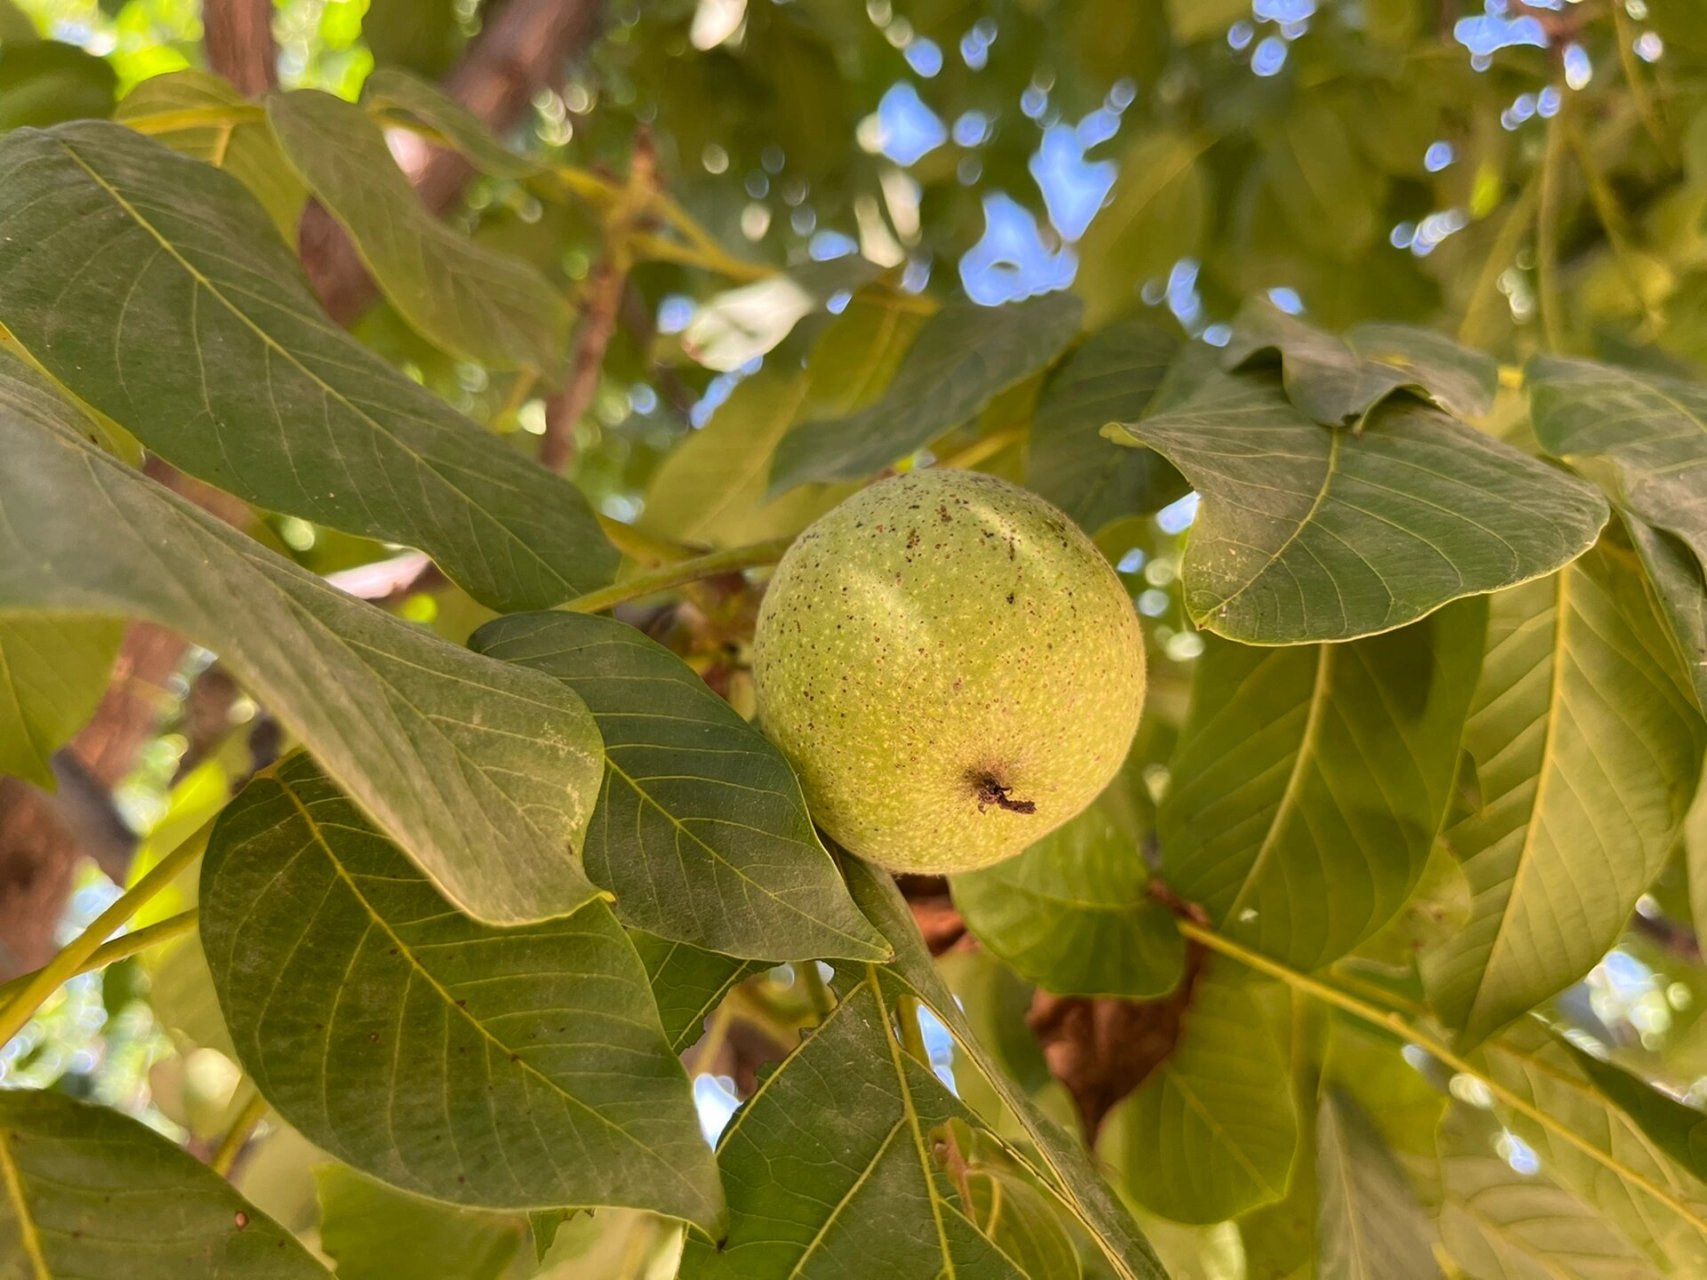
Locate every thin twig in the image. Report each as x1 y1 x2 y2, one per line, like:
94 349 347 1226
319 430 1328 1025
1611 0 1671 157
1567 121 1664 338
210 1091 269 1178
558 536 794 615
0 911 199 1007
0 816 215 1049
542 133 657 473
1537 101 1569 353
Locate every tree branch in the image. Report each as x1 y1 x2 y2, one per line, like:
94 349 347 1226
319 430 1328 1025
202 0 279 98
302 0 607 325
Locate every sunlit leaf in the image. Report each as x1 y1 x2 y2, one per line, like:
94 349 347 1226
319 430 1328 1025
200 754 723 1228
0 121 616 611
1026 318 1187 533
268 89 569 371
0 1089 329 1278
315 1165 526 1280
0 617 121 788
1480 1026 1707 1274
1074 131 1207 328
115 70 305 240
1110 368 1609 643
954 787 1185 999
0 358 604 925
1102 958 1300 1224
1224 297 1498 425
1437 1105 1661 1280
769 293 1083 493
472 611 888 961
1424 542 1707 1046
1161 602 1483 970
1315 1090 1437 1280
1529 356 1707 710
361 68 536 178
1560 1041 1707 1189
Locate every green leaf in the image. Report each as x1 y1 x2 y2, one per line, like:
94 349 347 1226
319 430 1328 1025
961 1162 1084 1280
630 932 756 1054
268 90 569 372
1528 356 1707 710
0 40 114 131
0 121 616 612
1074 131 1207 327
1160 602 1483 970
643 296 923 547
953 789 1185 999
1437 1105 1662 1280
1315 1090 1438 1280
315 1164 525 1280
843 861 1166 1280
1166 0 1247 41
0 358 603 925
471 612 889 962
679 975 1030 1279
0 618 121 788
1262 102 1382 262
1026 319 1188 533
1110 369 1610 643
115 70 306 241
199 754 723 1228
1480 1027 1707 1274
686 259 883 374
769 293 1083 493
1103 958 1300 1224
1224 297 1498 426
1560 1041 1707 1188
1423 542 1707 1046
0 1089 329 1277
361 68 537 178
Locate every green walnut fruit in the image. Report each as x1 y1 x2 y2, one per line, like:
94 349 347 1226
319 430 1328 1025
752 468 1146 874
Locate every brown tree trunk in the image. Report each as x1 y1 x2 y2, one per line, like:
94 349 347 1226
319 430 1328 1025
202 0 279 97
301 0 607 325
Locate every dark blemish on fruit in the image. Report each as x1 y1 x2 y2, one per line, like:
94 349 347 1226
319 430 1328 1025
368 1031 380 1042
234 1212 249 1231
907 529 920 548
969 770 1037 814
1006 593 1015 604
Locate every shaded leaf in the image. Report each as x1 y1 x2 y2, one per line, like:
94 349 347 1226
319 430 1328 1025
1103 958 1300 1224
1316 1090 1438 1280
115 70 305 240
844 861 1167 1280
268 90 568 371
679 976 1029 1279
1529 356 1707 710
630 933 756 1054
1438 1106 1661 1280
1424 542 1707 1046
361 70 532 177
1074 132 1207 327
0 1089 328 1278
1481 1027 1707 1275
0 40 114 130
953 789 1185 999
769 293 1083 493
1262 102 1382 262
200 754 723 1227
0 121 616 611
315 1164 525 1280
0 618 121 788
962 1162 1084 1280
471 612 888 961
1110 369 1609 643
1027 319 1188 533
0 360 603 924
1161 602 1483 970
1224 297 1498 425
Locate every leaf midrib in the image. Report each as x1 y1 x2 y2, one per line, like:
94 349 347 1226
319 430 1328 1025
52 133 573 598
0 1124 49 1280
272 775 709 1215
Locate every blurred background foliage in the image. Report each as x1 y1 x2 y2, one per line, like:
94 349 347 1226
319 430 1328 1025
4 0 1707 1273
